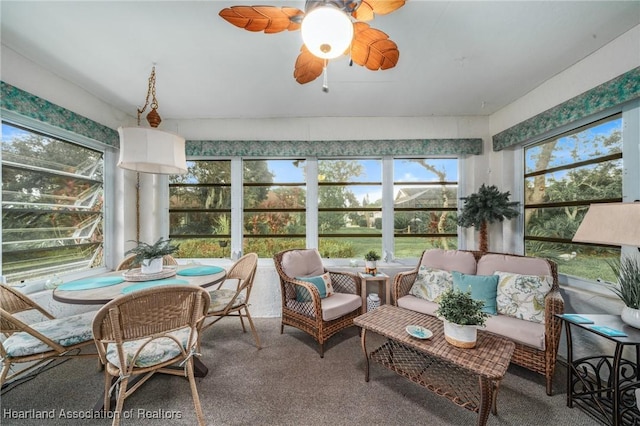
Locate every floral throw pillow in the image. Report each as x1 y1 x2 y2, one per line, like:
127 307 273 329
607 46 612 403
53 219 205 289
409 266 453 303
495 271 553 324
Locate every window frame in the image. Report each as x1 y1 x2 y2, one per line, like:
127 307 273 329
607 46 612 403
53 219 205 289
1 111 115 289
520 107 635 292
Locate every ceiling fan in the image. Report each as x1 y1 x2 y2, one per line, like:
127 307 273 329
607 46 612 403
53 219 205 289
219 0 406 88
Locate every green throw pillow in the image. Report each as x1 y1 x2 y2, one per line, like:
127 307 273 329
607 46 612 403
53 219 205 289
295 272 334 302
452 271 499 315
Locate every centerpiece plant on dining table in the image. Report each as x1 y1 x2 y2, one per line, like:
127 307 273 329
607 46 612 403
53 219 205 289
125 237 179 274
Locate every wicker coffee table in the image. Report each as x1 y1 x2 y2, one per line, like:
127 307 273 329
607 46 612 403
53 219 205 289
354 305 515 426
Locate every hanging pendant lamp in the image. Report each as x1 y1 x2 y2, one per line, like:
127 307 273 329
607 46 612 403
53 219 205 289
117 66 187 175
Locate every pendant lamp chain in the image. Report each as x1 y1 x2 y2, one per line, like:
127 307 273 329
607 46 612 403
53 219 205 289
136 66 161 128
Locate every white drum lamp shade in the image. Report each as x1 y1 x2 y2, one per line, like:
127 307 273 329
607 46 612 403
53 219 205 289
301 6 354 59
117 127 187 175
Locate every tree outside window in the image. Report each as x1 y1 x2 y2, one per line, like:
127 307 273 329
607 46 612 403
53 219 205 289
524 114 623 281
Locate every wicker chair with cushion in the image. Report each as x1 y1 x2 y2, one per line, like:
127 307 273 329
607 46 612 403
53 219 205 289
0 284 97 387
92 285 210 426
202 253 261 348
274 248 362 358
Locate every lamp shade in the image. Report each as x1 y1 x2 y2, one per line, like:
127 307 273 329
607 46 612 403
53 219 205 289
117 127 187 175
301 5 353 59
572 202 640 246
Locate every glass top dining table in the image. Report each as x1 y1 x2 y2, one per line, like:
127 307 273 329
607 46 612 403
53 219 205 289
52 264 227 305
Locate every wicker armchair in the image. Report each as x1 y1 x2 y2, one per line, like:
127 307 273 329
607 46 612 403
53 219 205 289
115 254 178 271
202 253 261 348
0 284 97 387
393 250 564 395
92 285 210 426
274 249 362 358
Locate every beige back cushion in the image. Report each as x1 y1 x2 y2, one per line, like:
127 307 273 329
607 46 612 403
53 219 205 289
477 253 552 277
419 249 477 274
280 249 325 278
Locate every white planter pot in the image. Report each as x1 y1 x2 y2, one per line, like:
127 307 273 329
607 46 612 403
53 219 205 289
365 260 377 274
443 320 478 348
621 306 640 329
141 257 163 274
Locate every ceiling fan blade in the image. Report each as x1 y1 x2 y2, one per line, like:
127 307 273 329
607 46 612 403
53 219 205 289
294 46 324 84
351 22 399 71
219 6 304 33
352 0 406 22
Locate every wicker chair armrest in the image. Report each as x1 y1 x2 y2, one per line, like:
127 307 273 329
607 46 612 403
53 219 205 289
393 269 418 305
544 288 565 327
327 270 361 295
543 288 564 361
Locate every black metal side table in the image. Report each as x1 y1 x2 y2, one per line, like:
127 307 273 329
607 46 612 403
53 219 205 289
558 314 640 425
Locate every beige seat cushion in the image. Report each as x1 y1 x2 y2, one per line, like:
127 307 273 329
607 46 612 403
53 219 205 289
420 249 477 274
281 249 325 278
484 314 546 350
397 295 439 316
320 293 361 321
477 253 552 276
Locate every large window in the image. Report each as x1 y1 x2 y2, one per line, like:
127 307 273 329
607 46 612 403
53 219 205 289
168 157 459 259
393 158 458 258
243 159 306 255
524 114 623 281
318 159 381 258
169 160 232 257
2 123 104 285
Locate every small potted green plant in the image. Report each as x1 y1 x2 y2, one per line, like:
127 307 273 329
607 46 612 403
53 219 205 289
364 250 381 274
125 237 179 274
606 256 640 328
435 288 488 348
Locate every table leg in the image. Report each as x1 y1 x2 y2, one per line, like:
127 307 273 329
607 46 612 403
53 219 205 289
564 320 574 408
360 328 370 382
477 376 493 426
385 277 391 305
193 357 208 377
361 279 367 311
613 343 623 426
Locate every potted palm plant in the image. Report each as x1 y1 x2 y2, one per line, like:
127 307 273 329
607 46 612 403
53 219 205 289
125 237 179 274
435 288 488 348
364 250 381 274
606 255 640 328
457 184 520 253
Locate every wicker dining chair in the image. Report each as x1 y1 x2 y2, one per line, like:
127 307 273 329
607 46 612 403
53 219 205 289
274 249 362 358
0 284 97 387
92 285 210 426
115 254 178 271
202 253 261 348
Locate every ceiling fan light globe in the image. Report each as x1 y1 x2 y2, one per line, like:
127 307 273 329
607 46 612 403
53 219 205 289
301 6 353 60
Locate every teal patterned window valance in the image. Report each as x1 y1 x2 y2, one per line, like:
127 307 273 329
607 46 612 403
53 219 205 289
1 82 119 147
493 67 640 151
185 138 482 157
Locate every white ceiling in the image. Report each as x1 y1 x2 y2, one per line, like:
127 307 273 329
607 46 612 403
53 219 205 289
1 1 639 121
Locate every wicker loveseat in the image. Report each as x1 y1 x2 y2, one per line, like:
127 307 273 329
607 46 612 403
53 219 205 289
393 249 564 395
